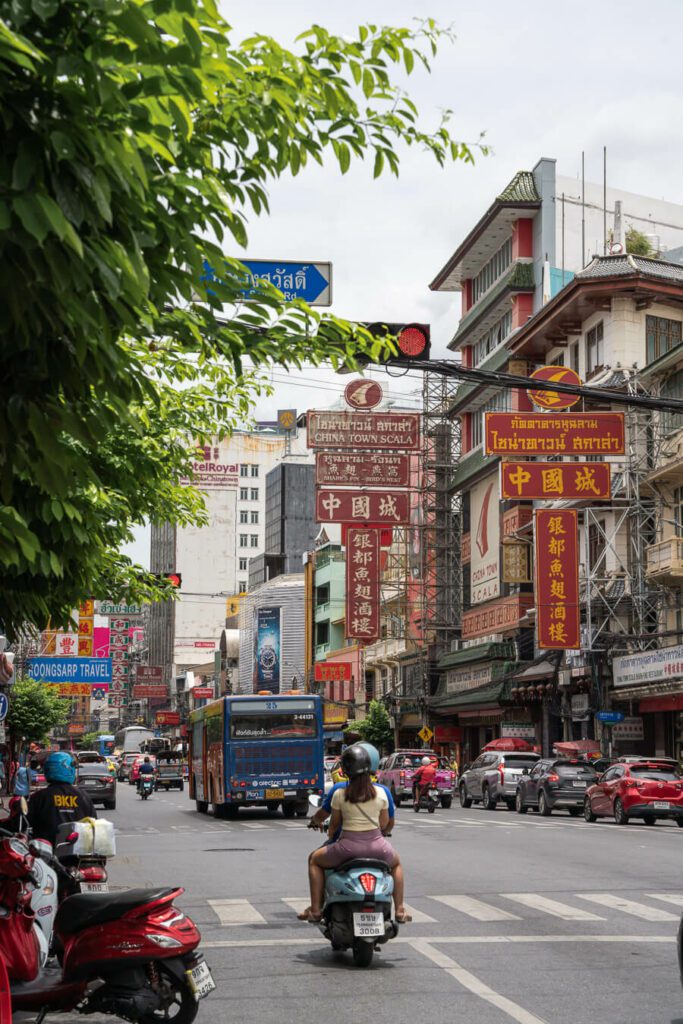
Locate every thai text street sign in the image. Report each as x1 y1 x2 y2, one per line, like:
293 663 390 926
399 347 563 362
314 662 352 683
500 461 611 500
135 666 164 683
202 258 332 306
97 602 142 616
345 527 380 641
192 686 215 700
485 412 625 455
307 411 420 450
612 641 683 687
316 488 409 524
27 657 113 684
315 452 410 487
132 684 168 699
529 366 582 410
534 509 580 650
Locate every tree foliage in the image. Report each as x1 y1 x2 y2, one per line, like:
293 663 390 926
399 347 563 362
0 0 484 637
626 227 654 257
356 699 394 750
6 678 69 746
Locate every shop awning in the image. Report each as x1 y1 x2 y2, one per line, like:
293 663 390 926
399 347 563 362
430 678 507 712
437 641 516 671
513 660 556 682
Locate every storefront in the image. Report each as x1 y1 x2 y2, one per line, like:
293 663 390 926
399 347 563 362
612 645 683 759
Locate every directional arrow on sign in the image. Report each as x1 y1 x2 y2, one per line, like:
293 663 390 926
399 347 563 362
201 259 332 307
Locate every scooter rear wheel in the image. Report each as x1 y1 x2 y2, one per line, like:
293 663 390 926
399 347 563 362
352 940 374 967
139 964 198 1024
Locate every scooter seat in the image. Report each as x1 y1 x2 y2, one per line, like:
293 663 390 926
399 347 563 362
55 887 177 935
334 858 391 873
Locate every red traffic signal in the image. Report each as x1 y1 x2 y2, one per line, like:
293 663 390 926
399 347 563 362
165 573 182 588
364 322 431 366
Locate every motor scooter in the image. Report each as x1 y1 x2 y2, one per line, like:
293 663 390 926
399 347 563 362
54 821 109 894
0 830 215 1021
306 796 399 968
0 801 59 964
413 784 439 814
140 775 155 801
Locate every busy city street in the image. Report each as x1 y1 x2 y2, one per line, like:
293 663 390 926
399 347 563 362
16 783 683 1024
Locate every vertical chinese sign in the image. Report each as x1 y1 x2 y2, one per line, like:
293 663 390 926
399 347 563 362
109 618 131 713
534 510 580 649
78 600 94 656
345 528 380 641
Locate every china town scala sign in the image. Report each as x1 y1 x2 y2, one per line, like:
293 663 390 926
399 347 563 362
307 411 421 450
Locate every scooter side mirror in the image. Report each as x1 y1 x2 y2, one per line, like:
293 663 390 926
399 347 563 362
308 794 321 812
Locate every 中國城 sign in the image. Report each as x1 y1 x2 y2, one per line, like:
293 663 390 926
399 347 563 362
28 657 113 684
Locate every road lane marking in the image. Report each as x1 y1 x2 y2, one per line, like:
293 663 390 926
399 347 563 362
208 898 267 926
501 893 604 921
577 893 678 921
645 893 683 908
403 902 437 923
281 897 310 915
410 940 549 1024
202 934 676 949
240 823 271 830
430 895 520 921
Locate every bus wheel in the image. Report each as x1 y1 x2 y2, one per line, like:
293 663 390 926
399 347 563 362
225 805 239 820
281 803 296 818
294 801 309 818
211 802 225 819
195 800 208 814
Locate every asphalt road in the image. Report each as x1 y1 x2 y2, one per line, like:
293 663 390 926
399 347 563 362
19 781 683 1024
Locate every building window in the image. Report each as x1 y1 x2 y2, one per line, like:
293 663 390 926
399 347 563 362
647 315 682 364
316 621 329 647
470 389 512 450
471 238 512 305
550 353 565 367
673 488 683 537
250 488 259 500
240 487 248 500
250 511 259 524
239 510 248 524
472 310 512 367
251 465 259 478
250 535 259 547
239 534 248 547
240 465 249 477
238 581 247 594
239 557 248 571
570 342 579 374
586 321 604 374
661 370 683 435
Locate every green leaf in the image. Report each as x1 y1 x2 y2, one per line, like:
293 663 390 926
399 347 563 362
13 196 49 242
362 67 374 98
0 200 10 230
373 149 384 178
49 130 76 161
31 0 58 20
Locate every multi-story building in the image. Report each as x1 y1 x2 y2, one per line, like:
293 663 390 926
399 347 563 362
248 462 317 590
428 158 683 761
237 573 306 694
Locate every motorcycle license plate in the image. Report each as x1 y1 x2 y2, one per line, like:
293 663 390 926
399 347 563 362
81 881 109 893
654 801 670 809
353 912 384 938
265 788 285 799
429 790 439 798
187 960 216 1002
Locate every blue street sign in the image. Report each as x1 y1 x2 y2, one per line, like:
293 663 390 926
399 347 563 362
0 693 7 722
27 657 113 685
201 259 332 306
596 711 625 724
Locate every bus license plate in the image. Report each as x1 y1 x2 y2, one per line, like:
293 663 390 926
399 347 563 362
265 788 285 800
186 960 216 1002
353 912 384 937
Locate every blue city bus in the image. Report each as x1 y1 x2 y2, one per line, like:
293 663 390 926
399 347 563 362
96 734 116 757
189 694 324 819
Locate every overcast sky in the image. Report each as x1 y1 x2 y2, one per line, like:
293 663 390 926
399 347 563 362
123 0 683 566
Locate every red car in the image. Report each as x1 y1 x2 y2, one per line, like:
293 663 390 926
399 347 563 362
584 760 683 826
129 756 156 784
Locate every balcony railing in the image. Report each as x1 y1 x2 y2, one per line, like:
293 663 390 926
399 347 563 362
645 537 683 578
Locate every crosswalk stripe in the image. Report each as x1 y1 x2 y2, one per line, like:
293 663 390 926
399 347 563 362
577 894 678 921
645 893 683 909
208 898 267 926
430 895 520 921
240 822 271 829
403 902 437 923
282 897 310 915
501 893 604 921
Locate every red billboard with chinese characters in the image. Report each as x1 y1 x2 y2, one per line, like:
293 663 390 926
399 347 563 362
485 412 625 456
314 662 353 683
307 411 420 450
345 527 380 641
501 462 611 500
156 711 180 726
535 509 580 650
316 451 411 487
316 489 409 524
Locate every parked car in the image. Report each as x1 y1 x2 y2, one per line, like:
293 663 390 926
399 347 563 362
584 760 683 825
77 762 117 810
117 752 140 781
377 750 456 808
459 751 541 810
515 758 598 816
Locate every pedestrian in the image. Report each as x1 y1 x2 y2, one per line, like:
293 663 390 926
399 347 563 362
13 761 31 798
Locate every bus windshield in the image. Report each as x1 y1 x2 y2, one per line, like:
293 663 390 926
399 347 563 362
230 711 318 740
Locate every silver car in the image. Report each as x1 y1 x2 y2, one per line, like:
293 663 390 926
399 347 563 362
459 751 541 811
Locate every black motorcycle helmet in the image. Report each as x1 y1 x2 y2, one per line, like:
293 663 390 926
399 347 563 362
340 743 371 779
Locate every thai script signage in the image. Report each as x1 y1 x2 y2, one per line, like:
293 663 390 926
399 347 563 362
613 642 683 687
485 412 625 455
97 602 142 616
315 452 410 487
316 488 410 524
535 509 580 650
132 684 168 699
500 461 611 500
345 527 380 641
307 411 421 450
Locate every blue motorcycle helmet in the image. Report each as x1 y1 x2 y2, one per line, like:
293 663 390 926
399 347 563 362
357 741 380 773
44 751 76 785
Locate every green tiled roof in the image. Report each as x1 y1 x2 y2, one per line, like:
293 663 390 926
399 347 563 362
437 641 516 671
497 171 541 204
430 661 522 710
453 261 535 342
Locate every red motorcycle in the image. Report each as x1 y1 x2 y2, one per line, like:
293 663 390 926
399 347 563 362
0 830 214 1022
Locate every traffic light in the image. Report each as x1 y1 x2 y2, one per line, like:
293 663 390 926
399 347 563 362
153 572 182 588
349 322 431 370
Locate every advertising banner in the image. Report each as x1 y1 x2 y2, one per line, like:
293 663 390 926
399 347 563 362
252 606 282 693
307 411 421 450
470 474 500 605
613 642 683 687
316 488 410 524
535 509 580 650
500 461 611 500
27 657 113 684
316 452 411 487
323 702 349 726
156 711 180 726
345 527 380 641
46 683 108 698
485 412 625 456
192 686 215 700
135 666 164 682
132 684 168 699
314 662 352 683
